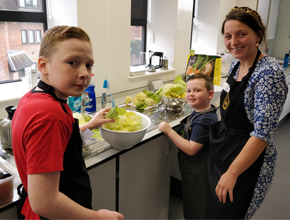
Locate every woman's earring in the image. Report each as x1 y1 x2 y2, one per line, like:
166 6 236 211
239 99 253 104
225 48 230 54
256 43 259 49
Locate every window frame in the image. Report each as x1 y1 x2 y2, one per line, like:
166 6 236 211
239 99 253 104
0 0 47 84
0 6 47 26
131 0 147 66
28 29 35 44
21 29 28 44
36 29 42 44
18 0 39 10
190 0 196 49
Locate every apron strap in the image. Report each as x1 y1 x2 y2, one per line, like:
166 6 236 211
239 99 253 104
183 106 219 140
37 80 67 104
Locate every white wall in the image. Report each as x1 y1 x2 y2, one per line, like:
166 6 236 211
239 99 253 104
173 0 195 76
191 0 258 56
190 0 222 55
47 0 78 27
236 0 257 9
76 0 191 99
146 0 178 71
271 0 290 59
0 0 192 118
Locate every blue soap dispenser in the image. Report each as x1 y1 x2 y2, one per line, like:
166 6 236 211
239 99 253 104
83 76 97 113
283 51 289 68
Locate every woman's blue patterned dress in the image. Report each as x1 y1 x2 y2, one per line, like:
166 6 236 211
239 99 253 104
228 56 288 219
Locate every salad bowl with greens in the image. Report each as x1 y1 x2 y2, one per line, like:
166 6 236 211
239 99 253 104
100 107 151 150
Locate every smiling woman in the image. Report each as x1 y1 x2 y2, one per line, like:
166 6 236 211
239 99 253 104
206 6 288 220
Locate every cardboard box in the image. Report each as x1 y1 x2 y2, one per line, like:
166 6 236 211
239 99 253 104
184 54 222 86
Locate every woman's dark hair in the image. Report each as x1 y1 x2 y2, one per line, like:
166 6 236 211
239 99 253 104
221 7 267 48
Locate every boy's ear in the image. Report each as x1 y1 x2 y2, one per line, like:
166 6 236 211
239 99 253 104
208 90 214 100
38 56 49 76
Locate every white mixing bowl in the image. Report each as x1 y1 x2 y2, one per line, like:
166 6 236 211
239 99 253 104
99 111 152 150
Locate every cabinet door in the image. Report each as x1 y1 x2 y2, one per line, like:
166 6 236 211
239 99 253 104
0 206 17 219
119 134 171 219
88 159 116 211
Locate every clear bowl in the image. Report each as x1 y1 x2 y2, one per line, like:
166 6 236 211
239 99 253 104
160 96 187 112
99 111 152 150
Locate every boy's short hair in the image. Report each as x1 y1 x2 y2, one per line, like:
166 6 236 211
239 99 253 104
39 25 91 60
187 73 214 92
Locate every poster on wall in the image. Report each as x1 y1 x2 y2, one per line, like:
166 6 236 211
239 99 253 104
184 54 222 86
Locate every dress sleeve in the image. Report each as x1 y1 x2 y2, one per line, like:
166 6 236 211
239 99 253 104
249 66 288 142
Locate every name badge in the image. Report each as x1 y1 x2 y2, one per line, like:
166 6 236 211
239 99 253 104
222 81 230 93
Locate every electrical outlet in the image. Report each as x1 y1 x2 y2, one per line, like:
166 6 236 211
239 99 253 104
149 79 163 91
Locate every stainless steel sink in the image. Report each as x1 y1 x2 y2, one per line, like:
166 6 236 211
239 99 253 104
82 104 193 159
121 103 193 132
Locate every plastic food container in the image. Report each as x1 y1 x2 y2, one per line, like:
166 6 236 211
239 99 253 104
0 162 16 206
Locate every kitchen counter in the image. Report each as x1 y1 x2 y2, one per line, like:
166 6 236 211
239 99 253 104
0 103 194 216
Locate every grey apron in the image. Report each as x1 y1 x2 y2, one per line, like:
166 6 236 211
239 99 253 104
178 107 217 219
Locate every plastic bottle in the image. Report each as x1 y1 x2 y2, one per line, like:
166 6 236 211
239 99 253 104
68 96 82 113
83 82 96 113
283 53 289 68
162 56 169 70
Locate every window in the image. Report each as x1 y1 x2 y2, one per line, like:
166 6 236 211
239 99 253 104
19 0 39 10
36 29 42 44
21 30 28 44
131 0 147 66
0 0 47 84
29 30 35 44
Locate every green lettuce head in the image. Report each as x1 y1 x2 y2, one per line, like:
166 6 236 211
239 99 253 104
156 84 186 98
103 107 142 132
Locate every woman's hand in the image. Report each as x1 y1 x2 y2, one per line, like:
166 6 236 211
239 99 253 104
215 171 237 203
158 122 172 135
79 108 115 132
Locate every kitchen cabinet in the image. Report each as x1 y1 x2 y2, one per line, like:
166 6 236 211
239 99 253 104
118 134 171 219
88 159 116 211
0 206 17 219
257 0 280 39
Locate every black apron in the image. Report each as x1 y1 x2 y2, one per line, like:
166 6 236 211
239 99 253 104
17 80 92 219
178 107 217 220
206 50 265 219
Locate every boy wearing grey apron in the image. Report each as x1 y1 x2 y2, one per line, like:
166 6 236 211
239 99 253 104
158 73 218 219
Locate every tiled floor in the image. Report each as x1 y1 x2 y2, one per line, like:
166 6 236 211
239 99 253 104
168 115 290 219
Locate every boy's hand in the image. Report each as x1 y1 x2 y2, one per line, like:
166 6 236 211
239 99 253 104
89 108 115 128
158 122 172 135
80 108 115 132
95 209 124 220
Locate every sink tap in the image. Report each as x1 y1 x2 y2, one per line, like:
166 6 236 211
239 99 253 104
81 95 90 113
101 92 113 108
